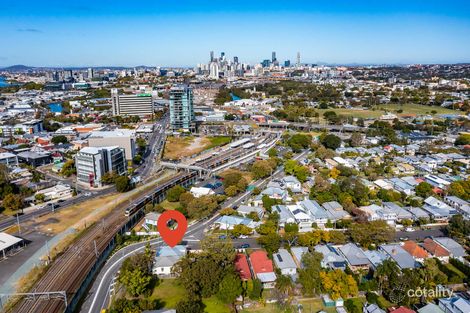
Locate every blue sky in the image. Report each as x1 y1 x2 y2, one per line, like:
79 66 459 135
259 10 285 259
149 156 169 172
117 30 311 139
1 0 470 67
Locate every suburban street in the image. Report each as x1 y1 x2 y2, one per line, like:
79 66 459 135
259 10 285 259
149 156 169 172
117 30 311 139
81 149 309 313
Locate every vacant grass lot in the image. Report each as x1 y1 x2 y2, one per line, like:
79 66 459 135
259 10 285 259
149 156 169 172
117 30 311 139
164 136 231 160
315 103 462 121
150 279 231 312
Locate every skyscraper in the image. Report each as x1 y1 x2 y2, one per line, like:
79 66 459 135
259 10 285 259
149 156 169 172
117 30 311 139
284 60 291 67
233 56 239 64
296 52 301 67
220 52 225 61
272 51 277 62
209 62 219 79
210 51 214 62
169 85 195 132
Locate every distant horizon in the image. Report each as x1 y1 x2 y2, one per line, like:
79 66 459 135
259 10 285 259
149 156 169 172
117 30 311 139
2 60 470 70
2 1 470 66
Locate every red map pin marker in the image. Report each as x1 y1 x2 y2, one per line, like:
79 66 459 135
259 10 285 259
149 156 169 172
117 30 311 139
157 210 188 247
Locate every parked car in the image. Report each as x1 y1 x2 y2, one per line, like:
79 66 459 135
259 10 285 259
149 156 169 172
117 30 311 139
238 243 250 249
219 235 227 240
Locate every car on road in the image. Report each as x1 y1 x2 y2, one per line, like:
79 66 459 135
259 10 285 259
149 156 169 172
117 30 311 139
238 243 250 249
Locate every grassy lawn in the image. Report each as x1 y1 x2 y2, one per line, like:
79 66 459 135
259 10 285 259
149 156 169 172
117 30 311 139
207 136 232 149
159 200 182 211
203 296 231 313
150 279 186 308
298 298 337 313
150 279 231 312
315 103 462 121
164 136 232 160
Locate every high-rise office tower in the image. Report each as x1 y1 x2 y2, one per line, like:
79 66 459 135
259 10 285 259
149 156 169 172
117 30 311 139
209 62 219 79
169 85 195 132
220 52 225 61
111 89 154 118
297 52 301 67
233 56 239 64
87 68 94 79
210 51 214 62
284 60 291 67
272 51 277 62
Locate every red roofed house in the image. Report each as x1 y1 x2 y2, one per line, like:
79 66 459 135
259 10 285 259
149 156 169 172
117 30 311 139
234 253 251 281
388 306 415 313
249 250 276 288
402 241 429 263
422 238 450 263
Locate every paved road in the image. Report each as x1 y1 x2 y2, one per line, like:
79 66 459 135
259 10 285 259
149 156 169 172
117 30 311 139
0 188 115 232
81 149 309 313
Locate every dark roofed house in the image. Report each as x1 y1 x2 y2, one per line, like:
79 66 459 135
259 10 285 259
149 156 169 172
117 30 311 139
337 243 370 272
17 151 52 167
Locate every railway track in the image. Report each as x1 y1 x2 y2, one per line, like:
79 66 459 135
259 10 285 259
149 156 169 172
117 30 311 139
10 141 269 313
11 172 193 313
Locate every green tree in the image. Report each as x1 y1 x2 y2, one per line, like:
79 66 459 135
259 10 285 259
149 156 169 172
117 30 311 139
298 251 323 296
60 160 76 177
51 135 69 145
257 232 281 254
115 175 131 192
249 278 263 299
217 273 243 305
415 182 434 198
321 133 342 150
231 224 252 237
2 194 24 213
167 185 185 202
349 221 395 247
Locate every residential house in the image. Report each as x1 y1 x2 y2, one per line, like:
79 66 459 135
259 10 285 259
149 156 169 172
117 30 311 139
271 205 296 228
422 197 456 221
314 245 347 270
152 245 187 276
190 187 215 198
337 243 370 271
363 303 386 313
259 187 288 201
298 199 330 230
234 253 252 281
213 215 256 230
322 201 351 221
438 295 470 313
406 206 430 220
363 250 388 270
422 238 450 263
237 205 264 219
249 251 276 288
444 196 470 217
401 241 429 263
35 184 73 202
144 212 161 228
417 303 443 313
380 244 418 270
383 202 413 221
291 246 309 268
273 249 297 277
433 237 466 261
389 307 416 313
282 175 302 193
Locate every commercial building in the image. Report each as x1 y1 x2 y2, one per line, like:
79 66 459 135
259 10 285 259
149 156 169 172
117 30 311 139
169 85 195 132
75 146 127 187
111 89 154 118
88 129 136 160
0 152 18 167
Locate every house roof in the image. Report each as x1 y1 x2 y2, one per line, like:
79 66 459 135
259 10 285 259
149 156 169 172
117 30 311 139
338 243 370 267
389 306 416 313
273 249 297 269
235 253 251 280
433 237 466 257
422 238 449 257
402 241 429 259
250 250 274 274
380 244 417 269
417 303 444 313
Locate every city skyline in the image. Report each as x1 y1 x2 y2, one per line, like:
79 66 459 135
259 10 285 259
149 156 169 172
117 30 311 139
1 0 470 67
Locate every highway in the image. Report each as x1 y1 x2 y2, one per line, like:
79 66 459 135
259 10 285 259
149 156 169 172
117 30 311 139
81 149 309 313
